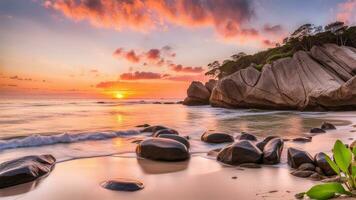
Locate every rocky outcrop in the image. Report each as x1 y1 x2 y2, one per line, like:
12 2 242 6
136 138 189 161
205 79 217 92
183 81 211 106
0 155 56 189
207 44 356 110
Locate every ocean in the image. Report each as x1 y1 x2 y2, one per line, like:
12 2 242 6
0 98 355 163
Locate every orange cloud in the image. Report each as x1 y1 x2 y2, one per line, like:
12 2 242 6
120 71 162 80
169 64 204 73
45 0 256 39
337 0 356 23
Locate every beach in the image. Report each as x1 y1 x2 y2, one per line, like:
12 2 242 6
0 99 355 200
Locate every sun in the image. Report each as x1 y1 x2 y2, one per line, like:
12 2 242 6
114 92 125 99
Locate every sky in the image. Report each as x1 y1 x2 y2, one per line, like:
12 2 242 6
0 0 355 99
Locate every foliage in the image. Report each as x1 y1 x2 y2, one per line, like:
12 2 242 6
300 140 356 200
205 24 356 79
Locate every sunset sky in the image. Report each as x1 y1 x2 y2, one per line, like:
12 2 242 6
1 0 355 99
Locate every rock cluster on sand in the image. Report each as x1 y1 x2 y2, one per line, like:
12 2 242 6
101 178 144 191
0 154 56 189
136 138 189 161
288 148 337 179
183 80 216 106
185 44 356 110
201 131 234 143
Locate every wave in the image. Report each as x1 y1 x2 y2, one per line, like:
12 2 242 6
0 130 141 150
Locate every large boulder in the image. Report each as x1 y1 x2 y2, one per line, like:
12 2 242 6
136 138 189 161
201 131 234 144
287 148 314 169
217 140 262 165
0 155 56 189
183 81 211 106
314 152 337 176
262 138 284 164
209 44 356 111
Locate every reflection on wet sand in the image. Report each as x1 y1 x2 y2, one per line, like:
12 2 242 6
137 158 189 174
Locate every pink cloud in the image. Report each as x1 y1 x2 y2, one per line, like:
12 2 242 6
170 64 204 73
263 24 283 34
120 71 162 80
337 0 356 23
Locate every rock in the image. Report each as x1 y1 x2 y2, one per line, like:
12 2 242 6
136 124 150 128
287 148 314 169
239 163 261 168
315 167 325 176
310 128 326 133
321 122 336 130
236 132 257 141
217 140 262 165
207 148 221 157
297 163 315 171
152 129 179 137
309 173 323 181
205 79 217 92
291 170 315 178
209 45 356 111
101 179 144 191
292 137 312 142
0 155 56 189
314 152 337 176
157 134 190 149
183 81 211 106
141 125 168 133
262 138 284 164
136 138 189 161
256 136 279 151
201 131 234 144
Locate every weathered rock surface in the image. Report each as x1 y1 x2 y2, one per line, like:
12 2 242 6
236 132 257 141
101 178 144 191
201 131 234 143
217 140 262 165
152 129 179 137
205 79 217 92
208 44 356 111
136 138 189 161
287 148 314 169
183 81 211 106
314 152 337 176
157 134 190 149
0 155 56 189
262 138 284 164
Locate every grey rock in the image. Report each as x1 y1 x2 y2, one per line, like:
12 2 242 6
217 140 262 165
101 179 144 191
0 155 56 189
201 131 234 144
287 148 314 169
136 138 189 161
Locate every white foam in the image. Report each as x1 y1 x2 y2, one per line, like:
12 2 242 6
0 130 140 150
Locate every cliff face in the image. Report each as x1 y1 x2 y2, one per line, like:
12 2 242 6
188 44 356 111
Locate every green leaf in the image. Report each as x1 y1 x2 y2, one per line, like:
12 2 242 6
325 154 340 175
333 140 352 174
306 183 347 200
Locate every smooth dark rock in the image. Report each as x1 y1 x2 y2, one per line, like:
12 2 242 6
262 138 284 164
152 129 179 137
0 155 56 189
314 152 337 176
310 173 323 180
292 137 312 142
183 81 211 106
136 124 150 128
321 122 336 130
287 148 314 169
310 128 326 133
298 163 315 171
201 131 234 144
157 134 190 149
101 179 144 191
236 132 257 141
291 170 315 178
217 140 262 165
239 163 261 168
141 125 168 133
256 136 279 151
315 167 325 176
136 138 189 161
